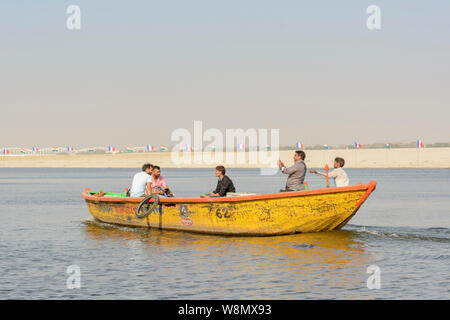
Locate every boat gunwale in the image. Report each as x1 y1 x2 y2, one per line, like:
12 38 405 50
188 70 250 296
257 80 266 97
82 181 377 204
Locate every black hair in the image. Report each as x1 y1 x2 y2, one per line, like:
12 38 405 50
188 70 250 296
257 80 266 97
335 157 345 167
215 165 226 175
152 165 161 171
142 163 152 171
295 150 306 160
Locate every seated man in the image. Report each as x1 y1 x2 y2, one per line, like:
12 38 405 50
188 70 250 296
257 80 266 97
150 165 174 197
310 157 349 187
201 165 235 197
278 150 307 191
129 163 153 197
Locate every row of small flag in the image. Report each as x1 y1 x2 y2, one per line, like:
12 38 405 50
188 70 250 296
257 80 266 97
1 140 427 154
181 144 268 151
1 145 170 154
2 144 270 154
296 142 329 149
295 140 425 149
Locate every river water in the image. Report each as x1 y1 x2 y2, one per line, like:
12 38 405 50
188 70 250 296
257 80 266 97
0 168 449 299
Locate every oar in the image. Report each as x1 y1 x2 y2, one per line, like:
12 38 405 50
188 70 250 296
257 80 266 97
325 164 329 188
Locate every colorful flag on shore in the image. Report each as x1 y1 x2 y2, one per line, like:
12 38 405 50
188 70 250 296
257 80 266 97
3 149 9 155
354 142 361 149
88 147 94 152
51 147 58 152
185 144 192 151
417 139 424 148
296 142 304 149
238 143 245 150
386 143 391 149
32 147 39 153
126 146 134 152
266 145 271 151
160 145 168 151
211 145 216 151
20 148 26 154
146 145 154 151
67 146 74 152
323 144 329 149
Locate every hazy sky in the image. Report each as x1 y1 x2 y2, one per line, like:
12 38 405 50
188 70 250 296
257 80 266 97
1 1 449 148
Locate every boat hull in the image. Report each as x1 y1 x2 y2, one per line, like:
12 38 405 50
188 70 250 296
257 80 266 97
82 181 376 236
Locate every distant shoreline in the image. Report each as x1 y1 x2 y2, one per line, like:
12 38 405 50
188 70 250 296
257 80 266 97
1 148 450 169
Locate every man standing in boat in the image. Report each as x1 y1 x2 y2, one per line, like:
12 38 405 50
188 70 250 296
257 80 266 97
129 163 153 197
278 150 307 191
201 165 235 197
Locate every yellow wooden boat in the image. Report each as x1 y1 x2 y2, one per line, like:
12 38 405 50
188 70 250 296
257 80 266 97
82 181 376 236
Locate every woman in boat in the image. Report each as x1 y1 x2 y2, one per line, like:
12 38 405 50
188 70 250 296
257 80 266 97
201 165 235 197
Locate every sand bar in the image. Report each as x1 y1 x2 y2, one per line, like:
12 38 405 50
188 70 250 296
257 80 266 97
1 148 449 168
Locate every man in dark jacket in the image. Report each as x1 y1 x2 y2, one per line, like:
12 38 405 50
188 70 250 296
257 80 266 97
201 165 235 197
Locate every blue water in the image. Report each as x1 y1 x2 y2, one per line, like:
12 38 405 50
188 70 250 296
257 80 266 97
0 168 449 299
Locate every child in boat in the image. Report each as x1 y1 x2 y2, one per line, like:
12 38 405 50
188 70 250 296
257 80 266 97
310 157 349 187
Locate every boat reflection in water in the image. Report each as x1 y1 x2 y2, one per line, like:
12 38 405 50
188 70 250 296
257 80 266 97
82 219 376 299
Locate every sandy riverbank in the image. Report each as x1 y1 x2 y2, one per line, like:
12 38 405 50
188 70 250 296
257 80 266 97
1 148 450 168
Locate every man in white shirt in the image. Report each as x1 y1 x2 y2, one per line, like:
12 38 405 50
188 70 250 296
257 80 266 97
129 163 153 197
310 157 349 187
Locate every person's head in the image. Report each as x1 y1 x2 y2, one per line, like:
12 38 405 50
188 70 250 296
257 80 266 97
334 157 345 168
294 150 306 162
152 165 161 178
215 165 226 177
142 163 153 174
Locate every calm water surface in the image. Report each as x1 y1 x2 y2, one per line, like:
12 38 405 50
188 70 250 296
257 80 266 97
1 168 449 299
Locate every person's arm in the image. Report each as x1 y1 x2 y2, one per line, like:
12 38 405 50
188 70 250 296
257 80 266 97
160 177 172 195
145 177 152 195
161 179 174 196
216 177 233 197
205 180 221 197
145 182 152 195
282 164 297 174
212 180 219 194
312 169 338 179
328 170 338 178
277 160 285 170
314 170 326 178
213 184 226 197
160 176 168 189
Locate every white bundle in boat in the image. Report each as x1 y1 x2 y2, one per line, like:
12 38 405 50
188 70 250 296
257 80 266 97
226 192 258 197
